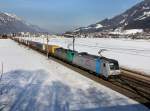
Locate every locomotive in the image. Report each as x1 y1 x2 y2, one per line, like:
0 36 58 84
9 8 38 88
13 37 120 79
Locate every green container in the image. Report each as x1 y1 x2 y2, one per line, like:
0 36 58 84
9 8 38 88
66 50 76 62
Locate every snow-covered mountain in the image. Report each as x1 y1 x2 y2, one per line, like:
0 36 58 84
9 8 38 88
73 0 150 33
0 12 46 34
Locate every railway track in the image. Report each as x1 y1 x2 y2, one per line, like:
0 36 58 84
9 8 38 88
121 69 150 100
120 68 150 99
12 39 150 108
109 71 150 107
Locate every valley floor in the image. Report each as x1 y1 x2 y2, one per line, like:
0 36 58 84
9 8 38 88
0 39 149 111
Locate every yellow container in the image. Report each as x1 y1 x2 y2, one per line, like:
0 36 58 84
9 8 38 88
48 45 60 55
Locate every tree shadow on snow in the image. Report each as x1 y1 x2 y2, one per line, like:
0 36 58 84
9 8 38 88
0 69 148 111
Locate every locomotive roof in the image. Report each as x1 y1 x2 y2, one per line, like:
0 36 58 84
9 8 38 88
56 48 118 63
100 56 118 63
79 52 118 63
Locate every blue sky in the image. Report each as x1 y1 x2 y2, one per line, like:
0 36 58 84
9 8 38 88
0 0 142 33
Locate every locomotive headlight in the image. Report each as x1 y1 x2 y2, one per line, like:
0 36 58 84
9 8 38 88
110 70 120 75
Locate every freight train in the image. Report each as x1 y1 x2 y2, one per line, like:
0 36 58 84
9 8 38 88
12 37 120 79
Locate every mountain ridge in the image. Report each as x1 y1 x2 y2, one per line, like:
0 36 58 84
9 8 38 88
0 12 47 34
71 0 150 34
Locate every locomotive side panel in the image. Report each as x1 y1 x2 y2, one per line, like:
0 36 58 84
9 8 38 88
82 55 97 73
73 54 97 73
66 50 78 63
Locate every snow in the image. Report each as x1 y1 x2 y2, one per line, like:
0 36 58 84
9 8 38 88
0 39 149 111
130 10 137 16
4 12 22 21
84 27 92 30
120 19 126 24
73 24 103 32
135 11 150 20
142 6 150 10
110 29 143 35
144 11 150 17
123 29 143 34
95 24 103 29
74 29 80 32
23 37 150 76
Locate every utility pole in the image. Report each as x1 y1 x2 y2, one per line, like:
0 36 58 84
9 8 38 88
46 33 49 58
0 62 3 95
0 62 3 82
73 36 75 51
42 35 45 51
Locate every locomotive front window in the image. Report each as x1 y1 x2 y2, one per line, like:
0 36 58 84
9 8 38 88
109 62 119 70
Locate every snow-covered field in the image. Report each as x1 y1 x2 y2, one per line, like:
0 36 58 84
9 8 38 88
0 39 149 111
24 37 150 76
